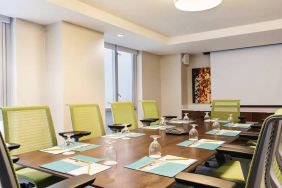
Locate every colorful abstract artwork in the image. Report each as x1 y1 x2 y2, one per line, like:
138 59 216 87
192 67 211 104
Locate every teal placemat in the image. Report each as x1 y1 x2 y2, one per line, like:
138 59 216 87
126 156 155 169
206 130 240 137
223 123 251 129
57 142 87 149
41 160 82 173
177 140 193 147
149 162 187 177
72 144 100 152
218 120 229 124
195 143 221 150
126 157 187 177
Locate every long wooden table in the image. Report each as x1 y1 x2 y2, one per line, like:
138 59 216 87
16 120 254 188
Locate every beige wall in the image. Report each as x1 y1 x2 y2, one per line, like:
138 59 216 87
160 54 182 117
186 53 210 110
62 22 105 131
10 19 46 106
137 52 161 124
46 22 105 139
141 52 161 105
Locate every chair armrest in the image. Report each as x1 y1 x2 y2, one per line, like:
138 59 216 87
140 118 159 126
11 156 19 163
46 174 95 188
6 143 21 151
58 131 91 142
216 144 255 159
175 172 236 188
239 131 260 139
163 115 177 120
107 124 131 131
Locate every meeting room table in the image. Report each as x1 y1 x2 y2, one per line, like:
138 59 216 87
15 119 258 188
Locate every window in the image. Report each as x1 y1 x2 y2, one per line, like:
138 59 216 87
104 43 137 108
0 15 10 134
104 43 137 125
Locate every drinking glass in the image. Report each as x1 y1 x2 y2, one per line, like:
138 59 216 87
149 135 161 159
212 118 221 133
204 112 210 120
189 124 199 141
228 114 234 124
121 124 131 139
183 113 189 121
104 139 117 166
160 116 166 126
64 133 74 146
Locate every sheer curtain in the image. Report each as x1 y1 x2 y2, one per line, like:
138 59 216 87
0 15 10 134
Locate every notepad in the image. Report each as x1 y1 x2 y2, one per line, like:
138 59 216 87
103 132 145 139
204 119 229 124
206 129 241 136
142 125 176 130
177 139 225 150
40 155 110 176
40 142 100 154
125 155 197 178
168 119 195 124
223 123 252 129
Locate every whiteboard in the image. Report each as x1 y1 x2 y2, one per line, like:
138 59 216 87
210 44 282 106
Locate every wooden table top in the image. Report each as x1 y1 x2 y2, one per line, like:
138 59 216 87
16 120 254 188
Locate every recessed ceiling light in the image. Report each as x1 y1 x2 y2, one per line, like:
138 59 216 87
117 34 124 37
174 0 223 11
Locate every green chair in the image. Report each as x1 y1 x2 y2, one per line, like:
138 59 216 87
111 102 138 130
175 109 282 188
0 131 95 188
211 100 240 122
1 106 63 187
141 100 160 125
68 104 106 140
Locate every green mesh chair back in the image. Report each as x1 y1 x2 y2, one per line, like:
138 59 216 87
111 102 138 130
0 131 20 188
211 100 240 122
69 104 105 139
245 109 282 188
1 106 57 155
142 100 160 119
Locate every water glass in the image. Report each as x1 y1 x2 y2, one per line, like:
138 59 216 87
183 113 189 121
204 112 210 120
64 133 74 146
228 114 234 124
189 124 199 141
104 139 117 166
212 118 221 133
160 116 166 126
149 135 161 159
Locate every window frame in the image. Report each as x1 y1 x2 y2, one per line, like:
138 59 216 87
104 43 138 109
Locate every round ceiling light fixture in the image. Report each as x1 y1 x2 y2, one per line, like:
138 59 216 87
174 0 223 11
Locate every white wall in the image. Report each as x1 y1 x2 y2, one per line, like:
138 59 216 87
10 19 46 106
160 54 182 117
46 22 105 139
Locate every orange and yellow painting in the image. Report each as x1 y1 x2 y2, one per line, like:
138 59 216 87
192 67 211 103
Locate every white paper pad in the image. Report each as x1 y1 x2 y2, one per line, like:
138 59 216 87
68 163 111 176
40 147 70 154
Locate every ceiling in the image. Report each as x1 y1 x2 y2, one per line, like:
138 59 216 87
0 0 282 55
